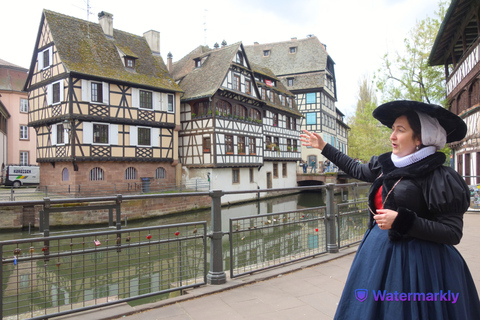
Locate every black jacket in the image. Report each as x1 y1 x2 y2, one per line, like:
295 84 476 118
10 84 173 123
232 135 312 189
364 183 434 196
322 144 470 245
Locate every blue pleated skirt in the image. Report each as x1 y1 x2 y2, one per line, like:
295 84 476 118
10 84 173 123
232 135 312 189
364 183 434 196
334 224 480 320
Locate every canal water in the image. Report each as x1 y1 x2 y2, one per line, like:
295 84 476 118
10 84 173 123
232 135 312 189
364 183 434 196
0 185 369 241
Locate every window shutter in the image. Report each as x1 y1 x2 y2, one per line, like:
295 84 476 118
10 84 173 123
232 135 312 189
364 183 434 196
151 127 159 147
37 52 43 70
59 81 64 102
47 84 53 105
103 82 109 105
48 47 53 67
153 92 160 111
110 124 118 145
131 88 139 108
81 80 89 101
64 127 69 144
83 122 93 144
161 93 166 111
51 124 57 146
130 126 137 146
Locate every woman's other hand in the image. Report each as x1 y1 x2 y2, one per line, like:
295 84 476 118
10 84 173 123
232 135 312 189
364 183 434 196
300 129 327 150
374 209 399 230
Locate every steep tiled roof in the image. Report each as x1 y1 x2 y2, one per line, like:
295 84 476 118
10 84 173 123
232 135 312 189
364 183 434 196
176 42 241 100
42 10 181 92
0 59 28 92
170 45 211 81
244 36 328 76
250 62 302 117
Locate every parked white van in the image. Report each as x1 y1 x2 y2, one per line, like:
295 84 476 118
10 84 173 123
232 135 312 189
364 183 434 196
3 165 40 187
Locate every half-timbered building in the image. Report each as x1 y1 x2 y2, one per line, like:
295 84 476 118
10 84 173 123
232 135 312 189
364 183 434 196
23 10 182 190
171 42 302 201
429 0 480 187
245 36 349 169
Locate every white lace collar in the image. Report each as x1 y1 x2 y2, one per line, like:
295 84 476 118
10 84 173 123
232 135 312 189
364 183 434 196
390 146 436 168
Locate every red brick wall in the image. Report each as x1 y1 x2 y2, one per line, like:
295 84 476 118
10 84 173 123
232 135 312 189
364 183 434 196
39 161 177 192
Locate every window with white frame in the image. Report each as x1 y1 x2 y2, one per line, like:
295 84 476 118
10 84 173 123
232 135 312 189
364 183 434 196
91 82 103 103
129 126 158 147
140 90 153 109
20 125 28 140
20 151 28 166
81 80 109 104
168 94 174 112
37 47 52 70
89 167 104 181
81 122 118 145
20 99 28 113
138 127 151 146
57 124 65 144
93 123 109 144
47 80 64 105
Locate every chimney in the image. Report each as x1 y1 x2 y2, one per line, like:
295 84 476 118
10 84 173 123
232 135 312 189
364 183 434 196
98 11 114 38
143 30 160 55
291 37 297 41
254 42 259 45
167 52 173 73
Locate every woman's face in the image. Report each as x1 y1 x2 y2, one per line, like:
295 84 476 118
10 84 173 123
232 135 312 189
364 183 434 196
390 115 421 157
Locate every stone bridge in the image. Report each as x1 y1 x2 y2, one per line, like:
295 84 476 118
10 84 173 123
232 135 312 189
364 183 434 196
296 172 350 186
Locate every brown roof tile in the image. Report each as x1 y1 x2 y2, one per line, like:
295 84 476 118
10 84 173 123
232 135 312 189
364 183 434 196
43 10 181 92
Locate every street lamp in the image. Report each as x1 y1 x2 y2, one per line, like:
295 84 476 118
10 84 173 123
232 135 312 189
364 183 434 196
63 119 71 132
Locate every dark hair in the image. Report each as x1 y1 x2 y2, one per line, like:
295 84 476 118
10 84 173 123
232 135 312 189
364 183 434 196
404 110 422 143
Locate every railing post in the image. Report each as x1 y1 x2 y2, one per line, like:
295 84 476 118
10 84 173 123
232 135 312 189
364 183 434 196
207 189 227 284
325 184 339 253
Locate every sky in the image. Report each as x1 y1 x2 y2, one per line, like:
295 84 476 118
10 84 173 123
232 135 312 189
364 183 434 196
1 0 442 118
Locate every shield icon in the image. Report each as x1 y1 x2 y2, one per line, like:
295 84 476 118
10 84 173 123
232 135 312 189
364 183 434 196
355 289 368 302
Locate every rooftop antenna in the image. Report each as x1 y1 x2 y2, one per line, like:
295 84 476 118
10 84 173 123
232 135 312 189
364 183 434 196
203 9 208 46
73 0 94 37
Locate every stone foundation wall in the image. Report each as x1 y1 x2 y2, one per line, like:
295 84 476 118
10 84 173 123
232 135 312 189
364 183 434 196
0 194 212 230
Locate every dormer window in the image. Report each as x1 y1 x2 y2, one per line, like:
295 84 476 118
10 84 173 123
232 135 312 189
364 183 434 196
263 50 270 57
195 58 201 68
125 57 136 69
289 47 297 54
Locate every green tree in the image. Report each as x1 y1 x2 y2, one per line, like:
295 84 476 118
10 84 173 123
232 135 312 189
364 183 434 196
375 1 448 105
374 1 452 163
348 76 391 161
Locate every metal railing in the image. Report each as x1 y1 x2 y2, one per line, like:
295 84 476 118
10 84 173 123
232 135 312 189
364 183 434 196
229 206 327 278
0 179 211 202
337 200 370 248
0 182 370 319
0 222 207 320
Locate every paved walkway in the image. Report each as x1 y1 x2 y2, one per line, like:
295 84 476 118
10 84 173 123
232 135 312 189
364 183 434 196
61 213 480 320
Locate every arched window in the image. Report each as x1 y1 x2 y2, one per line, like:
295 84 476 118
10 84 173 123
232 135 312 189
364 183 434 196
469 79 480 107
233 104 246 119
193 101 210 117
125 167 137 180
249 109 261 122
89 167 104 181
216 100 232 117
62 168 69 181
236 51 243 65
155 167 166 179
